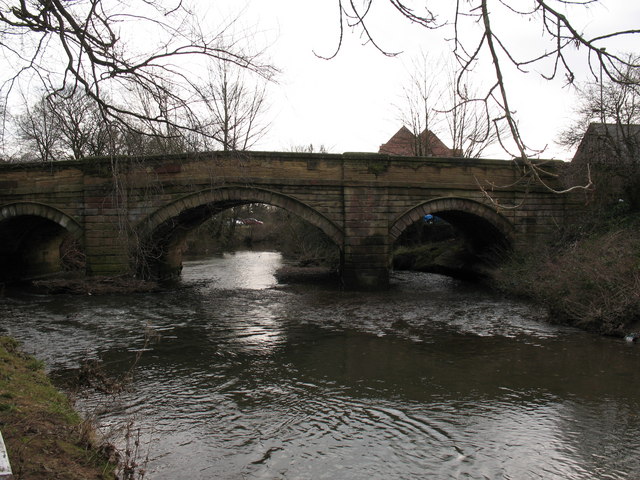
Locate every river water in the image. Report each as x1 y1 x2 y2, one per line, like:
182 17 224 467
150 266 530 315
1 251 639 479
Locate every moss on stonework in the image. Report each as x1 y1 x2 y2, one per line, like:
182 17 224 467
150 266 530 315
366 160 389 176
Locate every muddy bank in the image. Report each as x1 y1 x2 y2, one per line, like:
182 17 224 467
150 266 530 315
31 276 161 295
0 336 117 479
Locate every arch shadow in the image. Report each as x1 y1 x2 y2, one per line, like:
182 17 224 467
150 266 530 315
390 198 514 278
391 197 514 244
0 202 83 239
0 202 84 281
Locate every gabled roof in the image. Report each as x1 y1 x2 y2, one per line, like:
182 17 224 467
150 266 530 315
582 122 640 137
378 126 456 157
572 122 640 164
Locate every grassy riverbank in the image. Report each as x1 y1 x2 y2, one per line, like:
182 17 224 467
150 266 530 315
0 336 116 479
492 211 640 336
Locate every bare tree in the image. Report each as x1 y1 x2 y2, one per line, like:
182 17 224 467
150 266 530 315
0 0 276 141
321 0 640 192
559 59 640 148
13 84 202 161
199 60 270 151
397 52 443 156
14 87 121 161
11 57 272 160
288 144 330 153
14 95 63 162
123 81 197 155
444 69 505 159
395 54 503 158
46 87 116 158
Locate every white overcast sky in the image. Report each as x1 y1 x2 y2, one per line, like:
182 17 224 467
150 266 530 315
203 0 640 160
6 1 636 160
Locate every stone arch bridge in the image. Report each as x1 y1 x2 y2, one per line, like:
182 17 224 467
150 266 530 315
0 151 582 289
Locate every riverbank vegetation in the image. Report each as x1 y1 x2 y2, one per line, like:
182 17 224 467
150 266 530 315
492 208 640 336
493 64 640 336
0 336 117 479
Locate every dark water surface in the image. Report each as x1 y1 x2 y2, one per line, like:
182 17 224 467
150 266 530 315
1 251 639 479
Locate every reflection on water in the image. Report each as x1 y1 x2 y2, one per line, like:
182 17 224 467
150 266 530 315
1 251 639 479
183 251 281 289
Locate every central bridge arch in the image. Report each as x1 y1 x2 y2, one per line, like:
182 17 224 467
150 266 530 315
136 186 344 279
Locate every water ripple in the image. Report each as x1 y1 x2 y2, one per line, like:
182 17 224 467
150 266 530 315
1 253 639 479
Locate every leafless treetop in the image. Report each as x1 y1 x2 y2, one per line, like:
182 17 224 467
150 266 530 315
322 0 640 193
0 0 276 136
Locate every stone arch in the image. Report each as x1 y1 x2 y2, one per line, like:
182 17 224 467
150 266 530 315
390 197 514 243
136 186 344 279
0 202 83 239
0 202 84 281
140 187 343 245
390 197 514 278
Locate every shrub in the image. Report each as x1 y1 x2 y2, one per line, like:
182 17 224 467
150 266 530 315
494 214 640 335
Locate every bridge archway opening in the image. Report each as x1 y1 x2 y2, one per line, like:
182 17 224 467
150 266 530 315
0 205 84 282
137 189 343 281
391 199 513 280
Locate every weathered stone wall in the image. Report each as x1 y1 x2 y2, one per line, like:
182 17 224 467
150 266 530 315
0 152 583 288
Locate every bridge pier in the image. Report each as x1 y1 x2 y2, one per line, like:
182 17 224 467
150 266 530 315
341 249 390 289
340 186 391 290
84 230 131 277
83 188 131 277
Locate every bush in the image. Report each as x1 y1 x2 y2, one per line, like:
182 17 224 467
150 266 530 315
493 213 640 335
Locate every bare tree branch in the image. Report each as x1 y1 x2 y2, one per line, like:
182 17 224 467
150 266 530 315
0 0 277 140
197 60 270 152
324 0 638 194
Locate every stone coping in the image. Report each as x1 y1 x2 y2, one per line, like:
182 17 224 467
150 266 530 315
0 150 564 171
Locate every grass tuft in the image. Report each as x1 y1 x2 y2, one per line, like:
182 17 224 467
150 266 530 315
0 336 117 479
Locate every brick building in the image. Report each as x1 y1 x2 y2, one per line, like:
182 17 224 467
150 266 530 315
379 126 459 157
569 122 640 208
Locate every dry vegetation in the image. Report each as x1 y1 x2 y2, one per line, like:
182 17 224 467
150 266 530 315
493 211 640 336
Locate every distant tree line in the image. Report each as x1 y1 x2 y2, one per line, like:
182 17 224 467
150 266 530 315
7 60 270 162
0 0 276 160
